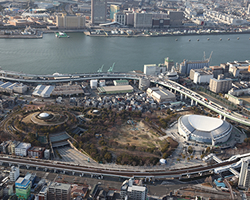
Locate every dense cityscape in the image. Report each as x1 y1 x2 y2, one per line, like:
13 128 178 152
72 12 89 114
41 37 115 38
0 0 249 199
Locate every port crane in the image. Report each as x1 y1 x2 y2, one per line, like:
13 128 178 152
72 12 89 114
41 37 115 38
97 65 104 73
108 63 115 72
203 51 213 62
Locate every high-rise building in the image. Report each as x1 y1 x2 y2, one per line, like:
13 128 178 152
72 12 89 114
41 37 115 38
114 12 126 25
239 160 250 189
209 75 232 93
15 177 31 200
91 0 107 24
110 5 120 20
179 59 209 75
56 14 85 29
48 182 71 200
134 13 152 28
9 166 19 182
164 57 174 71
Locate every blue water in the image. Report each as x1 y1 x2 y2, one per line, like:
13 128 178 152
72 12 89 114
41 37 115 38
0 32 249 74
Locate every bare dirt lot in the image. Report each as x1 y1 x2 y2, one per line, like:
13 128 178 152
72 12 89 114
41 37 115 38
113 120 164 150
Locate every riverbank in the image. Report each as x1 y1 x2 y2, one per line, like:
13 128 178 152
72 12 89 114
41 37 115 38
84 30 250 37
0 33 43 39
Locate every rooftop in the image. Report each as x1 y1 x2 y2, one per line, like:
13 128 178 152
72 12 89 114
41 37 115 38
16 142 31 149
49 182 71 190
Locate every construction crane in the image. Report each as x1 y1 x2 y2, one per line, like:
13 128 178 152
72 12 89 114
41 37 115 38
108 63 115 72
97 65 104 73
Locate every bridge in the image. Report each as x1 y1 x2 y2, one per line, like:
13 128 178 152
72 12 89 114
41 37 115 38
0 70 249 126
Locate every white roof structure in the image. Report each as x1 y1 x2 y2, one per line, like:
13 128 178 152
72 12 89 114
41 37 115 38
39 113 50 118
178 114 233 145
188 115 223 132
32 85 55 98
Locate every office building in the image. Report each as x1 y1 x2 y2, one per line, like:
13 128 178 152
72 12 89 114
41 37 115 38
15 142 31 157
164 57 174 71
9 166 19 182
210 66 224 79
209 75 232 93
56 14 85 29
168 11 183 27
48 182 71 200
127 185 147 200
114 12 126 25
15 177 31 200
91 0 107 24
144 64 166 76
239 160 250 189
134 13 152 28
190 69 213 84
110 5 120 20
126 13 134 26
179 59 209 75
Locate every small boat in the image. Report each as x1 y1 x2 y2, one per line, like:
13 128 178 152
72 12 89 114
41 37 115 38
188 39 191 42
237 37 240 40
175 39 178 41
220 38 222 41
228 38 230 41
55 32 69 38
207 38 210 41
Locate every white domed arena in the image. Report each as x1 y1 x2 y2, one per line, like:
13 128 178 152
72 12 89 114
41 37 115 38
178 115 233 146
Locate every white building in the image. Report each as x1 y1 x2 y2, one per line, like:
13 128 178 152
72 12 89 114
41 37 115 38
15 142 31 157
144 64 166 76
114 12 126 25
127 185 147 200
32 85 55 98
121 178 147 200
9 166 19 182
13 84 27 94
178 115 233 146
193 71 213 84
113 80 128 86
90 80 98 89
146 87 176 103
44 149 50 159
239 160 250 189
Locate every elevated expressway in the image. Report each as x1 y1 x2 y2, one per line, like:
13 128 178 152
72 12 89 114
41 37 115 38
0 70 249 125
0 155 242 180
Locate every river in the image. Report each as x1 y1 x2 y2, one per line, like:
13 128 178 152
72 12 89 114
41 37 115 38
0 32 249 75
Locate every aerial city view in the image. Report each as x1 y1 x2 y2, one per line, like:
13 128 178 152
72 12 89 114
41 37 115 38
0 0 250 199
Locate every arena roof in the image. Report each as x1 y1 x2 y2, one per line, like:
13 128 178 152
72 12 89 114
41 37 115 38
188 115 223 132
180 115 232 140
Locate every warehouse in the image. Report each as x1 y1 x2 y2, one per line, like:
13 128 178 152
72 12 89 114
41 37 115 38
97 85 133 94
146 87 176 103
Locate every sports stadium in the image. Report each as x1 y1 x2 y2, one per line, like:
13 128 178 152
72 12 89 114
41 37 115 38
178 115 233 145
